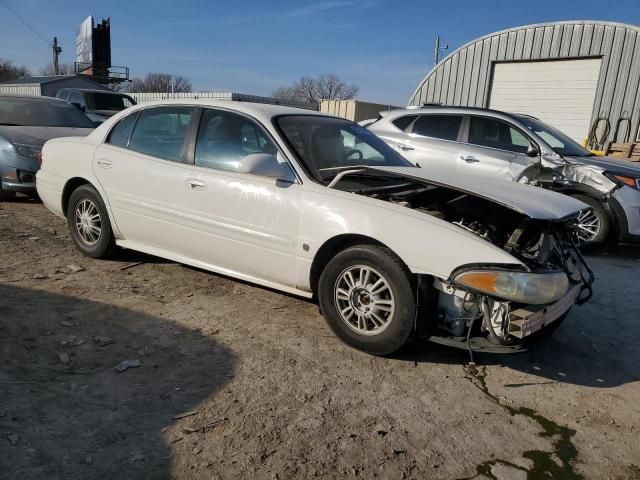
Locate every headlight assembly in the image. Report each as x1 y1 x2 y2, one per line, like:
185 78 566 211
13 143 42 159
605 172 640 190
454 270 569 305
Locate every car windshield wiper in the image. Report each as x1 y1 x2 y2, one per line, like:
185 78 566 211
0 122 22 126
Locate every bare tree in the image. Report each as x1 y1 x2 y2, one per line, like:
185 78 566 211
39 62 74 76
0 58 31 82
271 74 359 104
125 73 192 93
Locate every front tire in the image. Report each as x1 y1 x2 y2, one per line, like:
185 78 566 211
571 194 610 247
0 184 16 201
67 185 115 259
318 245 416 355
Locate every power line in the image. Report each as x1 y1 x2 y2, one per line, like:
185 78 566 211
0 0 50 45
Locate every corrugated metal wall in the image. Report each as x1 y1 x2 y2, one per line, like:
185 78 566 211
409 21 640 145
0 85 41 96
131 91 317 110
320 100 400 122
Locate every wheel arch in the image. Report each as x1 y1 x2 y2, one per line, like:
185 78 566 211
309 233 410 297
61 177 94 216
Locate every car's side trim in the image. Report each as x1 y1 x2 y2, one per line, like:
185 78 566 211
115 239 314 299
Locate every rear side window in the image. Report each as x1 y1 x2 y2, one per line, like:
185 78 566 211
107 113 138 148
391 115 418 131
468 117 529 154
412 115 463 141
128 107 194 162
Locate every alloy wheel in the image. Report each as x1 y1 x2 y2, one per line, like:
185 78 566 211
74 199 102 245
574 208 601 245
334 265 395 336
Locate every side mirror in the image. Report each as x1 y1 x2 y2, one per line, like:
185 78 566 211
526 143 540 158
238 153 295 181
71 102 85 112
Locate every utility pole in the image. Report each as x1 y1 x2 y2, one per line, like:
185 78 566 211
434 35 448 66
52 37 62 75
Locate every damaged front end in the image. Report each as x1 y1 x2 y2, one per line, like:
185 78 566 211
345 167 595 352
430 218 593 351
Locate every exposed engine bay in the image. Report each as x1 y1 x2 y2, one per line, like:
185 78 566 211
335 168 595 349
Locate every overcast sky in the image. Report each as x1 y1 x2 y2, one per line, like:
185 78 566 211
1 0 639 105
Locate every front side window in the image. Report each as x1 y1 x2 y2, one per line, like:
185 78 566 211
107 113 138 148
411 115 463 141
276 115 412 183
194 109 278 173
128 107 194 162
0 98 95 128
468 117 530 154
516 115 592 157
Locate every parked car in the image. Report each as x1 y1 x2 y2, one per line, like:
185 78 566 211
37 100 592 355
367 106 640 247
55 89 136 125
0 95 95 200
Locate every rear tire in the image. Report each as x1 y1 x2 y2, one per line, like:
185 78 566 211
67 185 115 259
571 194 610 248
318 244 416 356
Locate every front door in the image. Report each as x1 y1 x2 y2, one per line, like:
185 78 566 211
177 107 302 288
457 115 534 181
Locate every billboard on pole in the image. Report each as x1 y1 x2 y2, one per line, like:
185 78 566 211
76 16 93 64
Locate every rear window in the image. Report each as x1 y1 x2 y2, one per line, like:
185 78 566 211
391 115 418 131
411 115 463 141
0 97 95 128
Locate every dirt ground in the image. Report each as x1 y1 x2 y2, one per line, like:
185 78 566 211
1 197 639 480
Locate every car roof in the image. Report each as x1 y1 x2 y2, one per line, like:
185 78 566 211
377 105 521 123
0 94 70 104
59 88 131 95
123 99 331 122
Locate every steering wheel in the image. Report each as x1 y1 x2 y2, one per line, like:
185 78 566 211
344 149 363 161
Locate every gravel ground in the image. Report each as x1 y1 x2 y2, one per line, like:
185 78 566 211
1 197 639 480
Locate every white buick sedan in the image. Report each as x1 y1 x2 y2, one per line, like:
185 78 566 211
37 100 593 355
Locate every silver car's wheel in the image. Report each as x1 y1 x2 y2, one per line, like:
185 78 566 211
574 208 601 245
334 265 395 336
74 199 102 245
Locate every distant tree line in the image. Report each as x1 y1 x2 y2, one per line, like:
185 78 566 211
271 74 359 105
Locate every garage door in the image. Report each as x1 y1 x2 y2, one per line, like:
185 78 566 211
489 58 602 143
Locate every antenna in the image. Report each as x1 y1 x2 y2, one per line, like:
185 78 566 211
434 35 449 66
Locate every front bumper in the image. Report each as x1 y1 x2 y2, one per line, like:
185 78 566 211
506 284 581 338
1 168 37 193
611 185 640 242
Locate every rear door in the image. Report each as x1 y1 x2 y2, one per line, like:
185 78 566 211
398 114 464 175
92 106 198 253
457 115 535 181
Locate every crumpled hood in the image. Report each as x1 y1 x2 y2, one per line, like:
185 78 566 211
564 155 640 177
0 126 94 148
369 166 588 220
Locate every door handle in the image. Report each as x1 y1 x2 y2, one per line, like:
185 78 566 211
397 143 414 151
186 178 206 191
460 155 480 163
97 158 112 169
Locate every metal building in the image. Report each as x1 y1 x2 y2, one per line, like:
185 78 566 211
409 21 640 144
0 75 109 97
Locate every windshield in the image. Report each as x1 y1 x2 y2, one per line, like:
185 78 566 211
516 116 592 157
275 115 413 182
86 93 135 111
0 98 95 128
